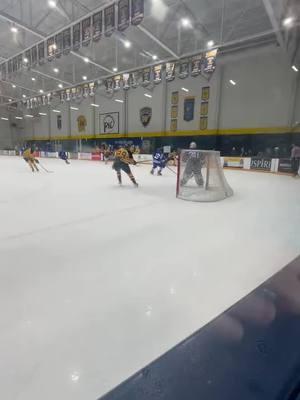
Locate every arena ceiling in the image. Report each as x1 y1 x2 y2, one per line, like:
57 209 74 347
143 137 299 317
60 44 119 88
0 0 298 106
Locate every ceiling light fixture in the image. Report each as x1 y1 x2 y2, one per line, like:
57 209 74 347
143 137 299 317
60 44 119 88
1 117 9 121
113 67 118 72
58 83 63 88
39 89 44 93
52 109 61 113
124 40 131 48
82 75 87 81
84 57 89 63
292 65 299 72
207 40 214 48
181 18 191 28
8 99 12 102
15 116 23 120
181 87 189 92
70 106 79 110
23 57 28 63
115 99 124 103
144 93 152 98
39 112 47 116
31 77 36 81
283 16 294 27
91 103 99 107
152 55 158 60
53 68 59 73
11 26 18 33
229 79 237 85
25 114 34 118
48 0 57 8
12 84 16 88
22 94 27 98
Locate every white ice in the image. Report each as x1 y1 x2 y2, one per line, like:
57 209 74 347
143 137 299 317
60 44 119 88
0 155 299 400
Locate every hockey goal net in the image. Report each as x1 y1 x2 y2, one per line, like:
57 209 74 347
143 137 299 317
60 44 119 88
176 150 233 202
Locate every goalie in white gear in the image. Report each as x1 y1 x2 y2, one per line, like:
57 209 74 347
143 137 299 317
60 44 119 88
180 142 205 186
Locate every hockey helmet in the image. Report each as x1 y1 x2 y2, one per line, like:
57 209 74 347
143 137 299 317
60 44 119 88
189 142 197 149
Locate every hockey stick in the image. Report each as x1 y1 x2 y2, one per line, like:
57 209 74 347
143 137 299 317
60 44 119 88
38 162 54 173
166 165 177 175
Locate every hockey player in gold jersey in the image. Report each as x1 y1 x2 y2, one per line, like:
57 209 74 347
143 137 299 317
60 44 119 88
112 147 138 187
23 147 39 172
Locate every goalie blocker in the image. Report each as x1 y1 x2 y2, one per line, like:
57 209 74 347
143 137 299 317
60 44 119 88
176 149 233 202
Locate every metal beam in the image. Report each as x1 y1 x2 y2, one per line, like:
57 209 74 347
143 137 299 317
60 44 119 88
262 0 287 52
137 25 179 59
30 68 72 86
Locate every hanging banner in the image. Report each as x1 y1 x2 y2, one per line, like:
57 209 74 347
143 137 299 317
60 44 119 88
55 32 63 58
25 49 31 68
76 86 82 99
38 42 45 64
57 115 62 130
82 17 92 46
183 97 195 122
142 67 151 86
166 62 175 81
105 78 114 93
65 89 71 101
191 55 202 76
92 11 102 41
17 54 23 71
200 117 208 130
60 91 65 103
200 101 209 116
201 86 210 101
12 57 18 75
7 59 13 78
73 22 81 51
153 64 162 84
104 4 115 37
71 87 77 101
47 37 56 61
118 0 130 31
31 46 37 66
114 75 121 91
0 63 6 80
41 95 47 106
123 73 130 90
83 84 89 98
63 28 71 55
178 59 189 79
47 93 52 105
203 49 218 74
171 91 179 105
89 82 95 96
131 0 144 26
77 115 87 132
130 72 139 88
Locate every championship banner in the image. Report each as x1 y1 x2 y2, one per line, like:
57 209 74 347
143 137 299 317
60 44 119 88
250 158 272 171
25 49 31 68
171 91 179 105
55 32 63 58
92 11 102 41
65 89 71 101
47 37 56 61
41 95 47 106
123 73 130 90
171 105 178 119
191 55 202 76
0 63 6 81
26 99 30 109
166 62 175 81
131 0 144 26
76 86 82 99
73 23 81 51
170 119 178 132
142 67 151 86
105 78 114 93
100 112 120 134
130 72 139 88
31 46 37 66
200 101 209 116
153 64 162 84
71 87 77 101
12 57 18 75
104 4 115 37
38 42 45 64
201 86 210 101
17 54 23 71
89 82 95 96
118 0 130 31
113 75 121 91
178 59 189 79
7 59 13 78
82 17 92 46
83 84 89 98
63 28 71 55
77 115 87 132
183 97 195 122
200 117 208 130
60 91 65 103
47 93 52 105
203 49 218 74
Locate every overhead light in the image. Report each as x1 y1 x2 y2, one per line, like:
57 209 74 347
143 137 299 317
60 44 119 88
15 116 23 120
124 40 131 48
1 117 9 121
70 106 79 110
82 75 87 81
113 67 118 72
292 65 299 72
229 79 236 85
39 112 47 116
181 18 192 28
144 93 152 98
23 57 28 63
31 77 36 81
52 43 57 50
39 89 44 93
207 40 214 48
8 99 12 102
181 87 189 92
58 83 63 88
115 99 124 103
48 0 56 8
11 26 18 33
83 57 89 63
12 84 16 88
283 16 294 27
152 55 158 60
52 109 60 113
91 103 99 107
53 68 59 73
22 94 27 98
25 114 34 118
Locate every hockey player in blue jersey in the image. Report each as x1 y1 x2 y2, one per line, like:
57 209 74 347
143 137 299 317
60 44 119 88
151 148 168 176
59 151 70 164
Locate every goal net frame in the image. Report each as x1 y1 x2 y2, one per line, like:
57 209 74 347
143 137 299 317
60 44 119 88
176 149 233 202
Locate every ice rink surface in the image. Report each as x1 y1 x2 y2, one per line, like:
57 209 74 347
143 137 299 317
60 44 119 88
0 155 299 400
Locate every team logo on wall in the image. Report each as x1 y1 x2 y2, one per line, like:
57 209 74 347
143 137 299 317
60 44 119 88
166 62 175 81
153 65 162 84
178 59 189 79
77 115 87 132
100 112 120 134
191 55 202 76
140 107 152 127
183 97 195 122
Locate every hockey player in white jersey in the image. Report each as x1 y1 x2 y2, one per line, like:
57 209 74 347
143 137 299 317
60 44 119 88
180 142 205 186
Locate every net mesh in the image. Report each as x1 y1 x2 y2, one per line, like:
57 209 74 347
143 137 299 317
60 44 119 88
176 150 233 202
